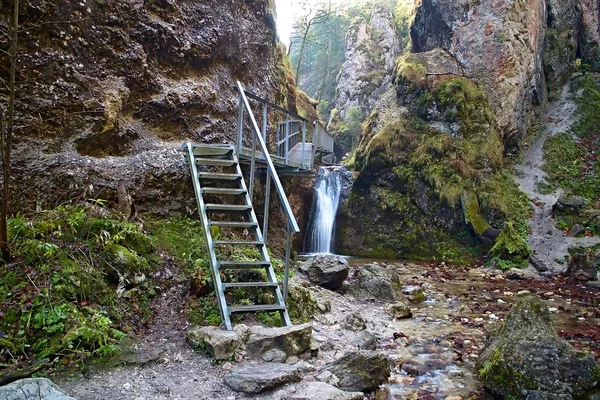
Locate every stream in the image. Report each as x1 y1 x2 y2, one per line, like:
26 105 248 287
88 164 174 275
514 81 600 271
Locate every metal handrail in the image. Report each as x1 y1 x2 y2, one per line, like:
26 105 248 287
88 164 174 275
236 86 309 124
236 81 300 234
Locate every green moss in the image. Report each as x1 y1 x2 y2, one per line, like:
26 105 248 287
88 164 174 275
487 221 531 270
395 52 427 84
462 190 492 235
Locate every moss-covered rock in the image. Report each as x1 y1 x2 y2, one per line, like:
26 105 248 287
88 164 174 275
477 296 600 399
487 221 530 270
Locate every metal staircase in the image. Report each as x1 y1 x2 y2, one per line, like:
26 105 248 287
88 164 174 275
185 142 292 330
185 81 324 330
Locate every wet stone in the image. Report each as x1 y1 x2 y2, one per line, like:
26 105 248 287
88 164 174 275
344 312 367 331
353 330 378 350
224 362 308 394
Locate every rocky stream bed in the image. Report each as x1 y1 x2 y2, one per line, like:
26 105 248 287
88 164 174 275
30 257 597 400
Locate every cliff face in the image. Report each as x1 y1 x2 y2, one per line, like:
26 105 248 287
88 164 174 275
327 2 402 155
1 0 298 214
337 0 600 260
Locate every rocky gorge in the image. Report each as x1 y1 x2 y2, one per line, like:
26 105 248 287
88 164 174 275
1 0 600 399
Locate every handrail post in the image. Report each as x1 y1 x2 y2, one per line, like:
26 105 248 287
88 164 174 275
283 221 291 302
263 168 271 244
262 103 268 158
301 121 306 168
284 114 290 164
237 94 244 155
249 129 256 202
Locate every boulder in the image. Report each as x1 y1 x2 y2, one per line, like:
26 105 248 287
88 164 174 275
401 285 425 302
477 296 600 399
283 382 364 400
565 253 598 282
529 255 549 272
187 326 241 361
299 255 350 290
349 265 404 302
353 330 378 350
321 351 391 392
0 378 77 400
344 312 367 331
224 362 309 394
245 323 312 360
385 301 412 319
553 195 586 215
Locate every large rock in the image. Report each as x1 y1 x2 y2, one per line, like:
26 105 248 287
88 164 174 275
565 253 598 282
384 301 412 319
0 378 77 400
282 382 365 400
187 326 242 361
245 324 313 360
224 362 309 394
321 351 391 392
349 265 404 302
553 196 587 215
299 255 350 290
477 296 600 399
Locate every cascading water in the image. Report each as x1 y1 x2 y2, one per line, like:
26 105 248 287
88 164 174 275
307 167 343 254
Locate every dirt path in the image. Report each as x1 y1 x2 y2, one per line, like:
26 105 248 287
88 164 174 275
514 82 600 272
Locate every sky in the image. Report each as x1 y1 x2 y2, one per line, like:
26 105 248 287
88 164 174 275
274 0 349 49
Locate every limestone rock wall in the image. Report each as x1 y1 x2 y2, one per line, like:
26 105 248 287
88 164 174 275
0 0 295 214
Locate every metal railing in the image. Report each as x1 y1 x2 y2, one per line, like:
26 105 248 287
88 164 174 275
276 120 301 158
234 81 300 301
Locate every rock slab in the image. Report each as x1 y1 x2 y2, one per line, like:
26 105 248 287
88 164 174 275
0 378 77 400
187 326 241 361
349 264 404 302
224 362 306 394
476 296 600 399
299 255 350 290
283 381 365 400
321 350 390 392
245 323 313 360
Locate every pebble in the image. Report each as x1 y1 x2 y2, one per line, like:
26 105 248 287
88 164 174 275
497 299 505 304
517 290 531 295
548 307 558 313
503 291 514 296
446 396 463 400
489 314 499 320
474 318 483 322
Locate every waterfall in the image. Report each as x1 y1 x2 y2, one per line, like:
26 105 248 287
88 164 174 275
307 167 343 254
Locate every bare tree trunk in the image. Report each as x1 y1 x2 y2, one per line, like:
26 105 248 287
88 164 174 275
1 0 19 263
294 20 311 83
317 43 330 104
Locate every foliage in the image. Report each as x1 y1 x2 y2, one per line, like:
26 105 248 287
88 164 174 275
334 107 364 154
0 205 159 369
487 222 531 270
572 75 600 138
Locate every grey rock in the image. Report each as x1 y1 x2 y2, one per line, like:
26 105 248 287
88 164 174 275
0 378 77 400
529 255 549 272
344 312 367 331
187 326 241 361
568 224 585 237
245 324 312 359
565 253 597 282
224 362 308 394
284 381 364 400
401 285 425 302
321 351 391 392
385 301 412 319
353 330 378 350
349 265 405 302
299 255 350 290
476 296 600 399
553 196 587 215
262 348 287 363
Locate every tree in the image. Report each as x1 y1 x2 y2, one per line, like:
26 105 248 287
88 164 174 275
0 0 19 262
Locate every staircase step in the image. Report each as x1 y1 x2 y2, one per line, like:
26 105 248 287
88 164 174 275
229 304 286 313
195 158 236 167
214 240 264 246
209 221 257 228
222 282 279 289
205 204 252 213
202 187 247 196
218 260 270 269
198 172 242 181
192 146 234 157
